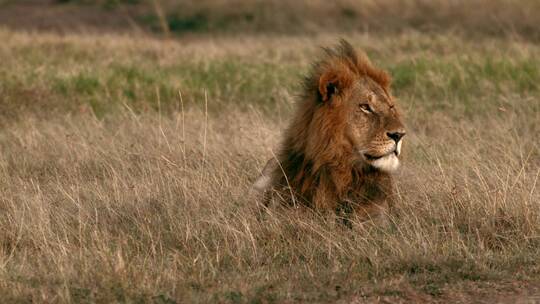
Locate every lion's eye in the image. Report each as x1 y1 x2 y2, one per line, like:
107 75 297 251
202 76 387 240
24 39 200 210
359 104 373 114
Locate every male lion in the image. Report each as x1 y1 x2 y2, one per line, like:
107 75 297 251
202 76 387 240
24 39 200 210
253 40 406 221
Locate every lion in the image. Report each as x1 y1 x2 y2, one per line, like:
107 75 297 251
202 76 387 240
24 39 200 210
253 39 406 221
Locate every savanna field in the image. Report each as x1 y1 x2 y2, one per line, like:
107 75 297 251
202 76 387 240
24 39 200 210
0 1 540 303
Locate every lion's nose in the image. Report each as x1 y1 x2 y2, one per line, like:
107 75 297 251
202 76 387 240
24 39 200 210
387 131 406 143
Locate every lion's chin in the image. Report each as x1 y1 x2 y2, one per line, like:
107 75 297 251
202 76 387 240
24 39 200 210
368 153 400 172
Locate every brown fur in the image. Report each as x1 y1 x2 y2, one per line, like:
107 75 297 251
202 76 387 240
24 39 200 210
256 40 405 220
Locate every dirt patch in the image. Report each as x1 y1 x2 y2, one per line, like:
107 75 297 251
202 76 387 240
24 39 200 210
344 281 540 303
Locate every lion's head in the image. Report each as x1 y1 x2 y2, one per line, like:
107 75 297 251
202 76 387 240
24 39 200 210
292 39 405 173
255 39 406 215
335 70 406 173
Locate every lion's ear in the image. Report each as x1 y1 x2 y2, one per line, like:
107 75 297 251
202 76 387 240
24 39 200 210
318 64 353 103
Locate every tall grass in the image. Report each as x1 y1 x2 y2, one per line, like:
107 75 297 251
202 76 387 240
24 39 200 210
143 0 540 41
0 29 539 302
2 1 540 41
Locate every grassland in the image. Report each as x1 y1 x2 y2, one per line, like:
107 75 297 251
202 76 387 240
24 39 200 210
0 24 539 303
3 0 540 42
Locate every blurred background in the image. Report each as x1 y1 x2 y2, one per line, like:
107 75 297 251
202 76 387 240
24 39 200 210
1 0 539 40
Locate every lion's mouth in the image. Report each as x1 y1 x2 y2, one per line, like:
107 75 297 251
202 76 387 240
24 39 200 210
364 154 384 161
364 150 399 161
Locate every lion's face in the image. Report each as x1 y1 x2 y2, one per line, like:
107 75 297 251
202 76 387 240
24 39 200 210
344 78 406 172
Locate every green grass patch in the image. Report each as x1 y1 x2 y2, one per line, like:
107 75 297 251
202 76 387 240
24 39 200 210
1 33 539 121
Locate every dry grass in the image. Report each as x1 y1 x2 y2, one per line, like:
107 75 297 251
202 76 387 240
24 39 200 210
156 0 540 39
2 0 540 41
0 28 539 303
